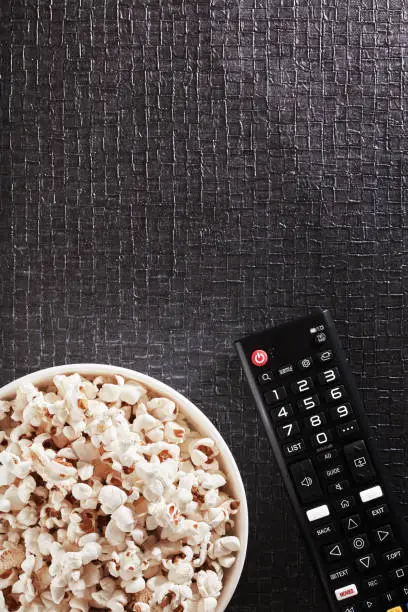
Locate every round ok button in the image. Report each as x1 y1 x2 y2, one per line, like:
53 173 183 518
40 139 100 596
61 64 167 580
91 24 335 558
251 349 269 367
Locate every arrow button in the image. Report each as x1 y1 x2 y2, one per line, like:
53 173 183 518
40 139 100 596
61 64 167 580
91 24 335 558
356 553 376 572
373 524 395 546
324 541 346 562
341 514 362 533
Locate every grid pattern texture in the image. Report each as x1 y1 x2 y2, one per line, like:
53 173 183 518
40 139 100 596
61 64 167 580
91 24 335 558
2 0 408 610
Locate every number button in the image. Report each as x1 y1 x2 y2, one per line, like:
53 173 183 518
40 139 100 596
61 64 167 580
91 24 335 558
270 403 294 423
277 421 300 440
298 394 320 411
305 412 327 429
317 368 340 385
291 377 314 395
264 386 287 405
310 429 333 448
324 385 347 403
330 403 353 422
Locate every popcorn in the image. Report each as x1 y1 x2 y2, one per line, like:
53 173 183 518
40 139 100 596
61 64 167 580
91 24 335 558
196 570 222 598
72 483 93 501
119 382 146 405
0 373 241 610
112 505 136 532
98 485 128 513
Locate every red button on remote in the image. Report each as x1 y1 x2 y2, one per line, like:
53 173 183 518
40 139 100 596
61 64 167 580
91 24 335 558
251 349 268 367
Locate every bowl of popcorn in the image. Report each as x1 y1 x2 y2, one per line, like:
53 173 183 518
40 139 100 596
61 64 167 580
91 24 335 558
0 364 248 612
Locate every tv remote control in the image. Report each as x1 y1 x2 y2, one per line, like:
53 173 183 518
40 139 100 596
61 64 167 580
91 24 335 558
235 309 408 612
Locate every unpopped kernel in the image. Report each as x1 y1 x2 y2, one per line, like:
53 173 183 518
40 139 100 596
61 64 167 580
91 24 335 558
0 373 241 611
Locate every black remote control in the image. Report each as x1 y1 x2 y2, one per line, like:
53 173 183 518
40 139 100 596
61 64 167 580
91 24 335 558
235 309 408 612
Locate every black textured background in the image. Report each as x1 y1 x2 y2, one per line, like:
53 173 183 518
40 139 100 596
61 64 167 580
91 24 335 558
2 0 408 610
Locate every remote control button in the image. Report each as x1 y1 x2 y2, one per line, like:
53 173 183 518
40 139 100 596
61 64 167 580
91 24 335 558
305 412 327 429
277 421 300 440
381 591 398 606
342 514 362 533
317 367 340 385
306 504 330 522
330 403 354 422
328 566 353 583
328 479 350 495
361 597 379 610
291 377 314 395
325 385 347 403
360 485 383 504
297 356 313 370
337 420 360 439
324 541 346 562
270 403 294 422
317 349 333 363
264 386 287 405
383 549 405 566
335 583 358 601
367 503 389 521
356 554 376 572
258 371 274 384
334 495 356 514
316 448 339 464
323 464 345 480
314 332 327 345
284 439 306 458
389 566 408 582
298 394 320 411
251 349 268 366
340 605 358 612
363 575 384 592
400 585 408 598
251 349 269 367
373 525 395 546
313 521 337 540
277 364 294 377
344 440 376 485
349 533 370 553
311 429 333 448
290 459 323 504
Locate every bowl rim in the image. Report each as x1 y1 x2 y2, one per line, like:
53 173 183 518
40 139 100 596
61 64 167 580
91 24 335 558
0 363 248 611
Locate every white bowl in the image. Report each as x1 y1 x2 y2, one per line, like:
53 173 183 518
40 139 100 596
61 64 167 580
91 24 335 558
0 363 248 611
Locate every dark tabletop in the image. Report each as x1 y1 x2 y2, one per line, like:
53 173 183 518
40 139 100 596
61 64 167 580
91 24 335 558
2 0 408 610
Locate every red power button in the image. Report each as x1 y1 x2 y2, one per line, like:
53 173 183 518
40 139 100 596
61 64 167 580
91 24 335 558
251 349 269 367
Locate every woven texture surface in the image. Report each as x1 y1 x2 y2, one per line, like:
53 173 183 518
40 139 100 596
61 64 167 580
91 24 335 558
2 0 408 610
